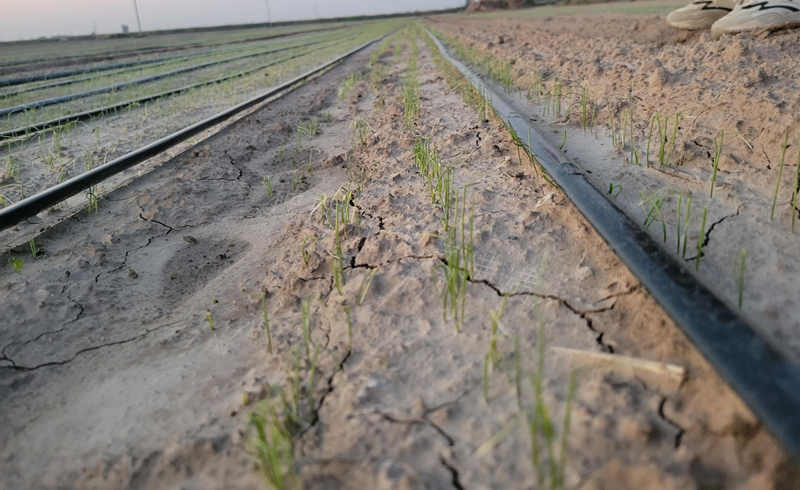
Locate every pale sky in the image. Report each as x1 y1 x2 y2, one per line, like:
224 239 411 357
0 0 466 41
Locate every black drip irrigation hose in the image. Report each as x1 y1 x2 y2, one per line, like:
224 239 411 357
0 31 390 232
0 23 353 87
0 32 356 118
0 35 358 142
426 29 800 459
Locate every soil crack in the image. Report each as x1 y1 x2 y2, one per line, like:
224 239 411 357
1 319 183 372
465 272 616 352
658 396 685 449
348 254 437 271
439 455 465 490
0 292 86 364
686 206 742 261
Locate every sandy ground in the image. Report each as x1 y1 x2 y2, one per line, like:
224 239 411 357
427 1 800 364
1 23 798 489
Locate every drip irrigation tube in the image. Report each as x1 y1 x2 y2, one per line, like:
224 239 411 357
0 24 353 86
0 31 390 232
427 28 800 459
0 32 354 118
0 35 357 142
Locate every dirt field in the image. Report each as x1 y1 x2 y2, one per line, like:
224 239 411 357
1 15 798 490
429 0 800 364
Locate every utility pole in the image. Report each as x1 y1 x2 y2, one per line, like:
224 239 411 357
264 0 272 25
132 0 143 33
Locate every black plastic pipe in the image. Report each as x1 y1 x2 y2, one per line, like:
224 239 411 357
0 33 353 118
0 35 356 143
427 29 800 459
0 32 389 232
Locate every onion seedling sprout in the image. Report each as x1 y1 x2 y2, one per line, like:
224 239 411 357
792 142 800 232
771 131 789 220
482 295 508 402
205 311 214 330
696 207 708 270
710 131 724 198
9 256 23 271
264 175 273 197
263 293 272 354
357 269 376 305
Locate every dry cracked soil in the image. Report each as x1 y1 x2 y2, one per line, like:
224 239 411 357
1 22 798 490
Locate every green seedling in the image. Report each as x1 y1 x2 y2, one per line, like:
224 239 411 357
297 119 319 138
332 230 345 296
792 142 800 232
676 195 682 255
301 299 312 360
263 293 272 354
4 152 17 180
301 237 312 267
343 304 353 350
667 113 681 165
579 87 589 131
249 407 295 490
338 72 361 99
482 295 508 402
357 269 376 305
552 78 562 118
771 132 789 220
529 72 544 101
646 113 657 166
9 256 23 272
607 183 622 198
529 325 576 490
264 175 273 197
641 192 667 242
737 248 746 309
681 195 692 258
696 207 708 270
28 238 38 258
710 131 724 198
86 186 99 213
352 117 371 147
205 311 214 331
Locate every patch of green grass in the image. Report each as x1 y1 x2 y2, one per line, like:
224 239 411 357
297 118 319 138
338 72 361 100
352 117 371 147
